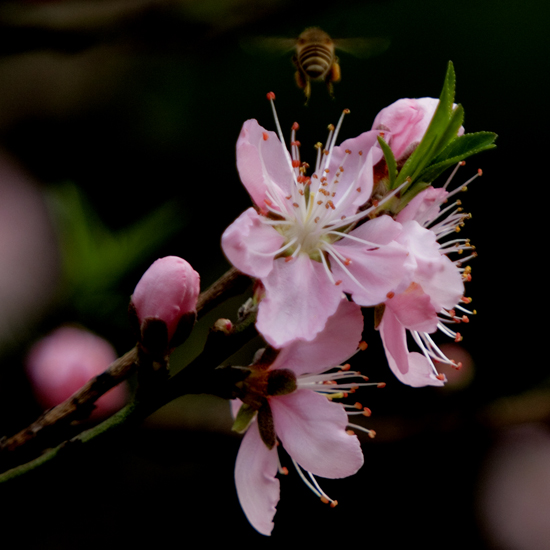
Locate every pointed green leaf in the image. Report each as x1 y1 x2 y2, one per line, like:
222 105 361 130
418 132 497 183
377 135 397 189
394 62 459 191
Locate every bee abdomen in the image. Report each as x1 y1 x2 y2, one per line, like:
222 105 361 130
299 45 333 79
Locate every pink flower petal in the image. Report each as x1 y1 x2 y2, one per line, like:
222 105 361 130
271 389 363 478
385 282 439 333
396 186 449 225
378 306 444 387
221 207 285 278
237 119 293 208
257 254 343 348
397 221 463 309
270 299 363 376
331 221 407 306
235 423 280 536
326 131 382 213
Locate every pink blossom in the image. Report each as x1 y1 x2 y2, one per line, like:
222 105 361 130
26 326 126 416
377 173 478 387
372 97 464 160
234 300 368 535
131 256 200 344
222 101 408 348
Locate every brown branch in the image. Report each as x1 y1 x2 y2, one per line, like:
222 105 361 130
1 347 139 455
0 266 252 460
196 266 251 319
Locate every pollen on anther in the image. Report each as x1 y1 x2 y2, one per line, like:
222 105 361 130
363 407 372 417
330 501 338 508
358 151 363 156
354 402 363 410
356 187 362 192
386 291 395 299
280 467 289 475
344 258 352 266
292 122 299 130
292 159 301 167
454 332 463 342
460 160 466 166
358 341 368 351
377 382 386 389
478 168 483 176
345 149 351 154
343 108 350 114
341 363 351 371
266 92 276 100
262 132 269 141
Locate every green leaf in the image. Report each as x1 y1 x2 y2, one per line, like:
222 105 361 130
377 135 397 189
46 182 185 312
418 131 497 183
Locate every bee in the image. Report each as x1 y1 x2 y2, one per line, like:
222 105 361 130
293 27 340 102
243 27 389 102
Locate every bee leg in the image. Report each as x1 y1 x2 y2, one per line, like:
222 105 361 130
294 70 311 104
326 60 341 99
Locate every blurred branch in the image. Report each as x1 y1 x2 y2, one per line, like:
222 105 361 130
0 265 251 473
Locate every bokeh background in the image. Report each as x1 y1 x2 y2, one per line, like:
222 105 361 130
0 0 548 548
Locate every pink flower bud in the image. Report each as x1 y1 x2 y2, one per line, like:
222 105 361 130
26 326 127 416
372 97 464 160
131 256 200 344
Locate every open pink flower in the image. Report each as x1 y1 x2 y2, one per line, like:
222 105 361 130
372 97 464 161
222 98 407 348
377 170 479 387
233 299 368 535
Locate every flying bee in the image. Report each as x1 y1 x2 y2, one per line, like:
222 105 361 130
243 27 390 102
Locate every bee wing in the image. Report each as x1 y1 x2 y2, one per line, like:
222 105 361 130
240 36 297 57
333 37 391 58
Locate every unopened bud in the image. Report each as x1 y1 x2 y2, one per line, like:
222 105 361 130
130 256 200 351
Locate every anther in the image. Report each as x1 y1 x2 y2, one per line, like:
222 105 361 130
266 91 276 100
377 382 386 388
358 341 368 351
343 108 350 114
327 124 335 131
478 168 483 176
363 407 372 417
292 122 299 130
368 430 376 439
386 291 395 299
292 159 301 167
263 132 269 141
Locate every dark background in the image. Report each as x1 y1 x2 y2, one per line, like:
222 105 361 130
0 0 548 548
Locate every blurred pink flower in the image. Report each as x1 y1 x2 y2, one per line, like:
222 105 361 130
131 256 200 345
222 104 407 348
233 300 367 535
26 326 126 416
372 97 464 160
0 151 59 349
